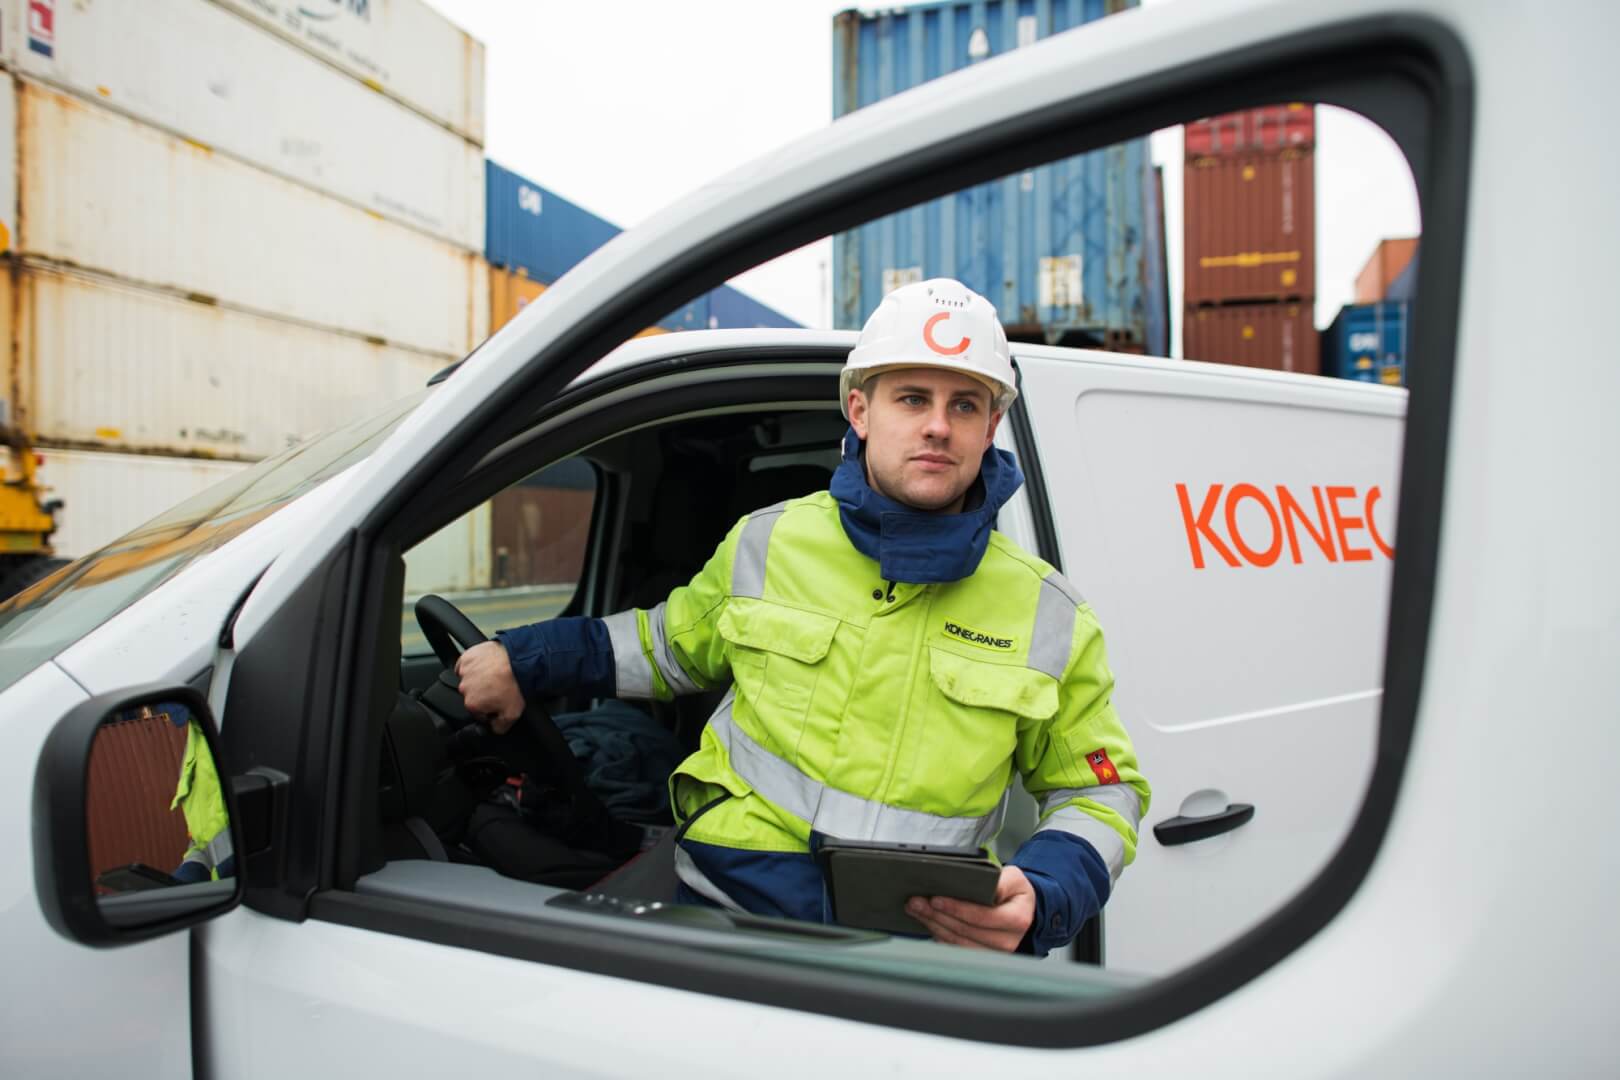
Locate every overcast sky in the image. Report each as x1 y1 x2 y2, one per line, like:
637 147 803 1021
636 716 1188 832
427 0 1419 350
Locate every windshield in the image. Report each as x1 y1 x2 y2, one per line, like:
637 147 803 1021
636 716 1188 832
0 390 428 694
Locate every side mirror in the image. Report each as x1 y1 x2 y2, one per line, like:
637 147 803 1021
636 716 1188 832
32 686 244 946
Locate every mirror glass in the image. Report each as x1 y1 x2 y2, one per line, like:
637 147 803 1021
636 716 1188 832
86 699 235 925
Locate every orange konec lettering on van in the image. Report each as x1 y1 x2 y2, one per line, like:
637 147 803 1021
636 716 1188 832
1177 483 1395 568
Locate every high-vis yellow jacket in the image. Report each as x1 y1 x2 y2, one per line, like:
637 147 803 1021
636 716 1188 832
600 490 1148 949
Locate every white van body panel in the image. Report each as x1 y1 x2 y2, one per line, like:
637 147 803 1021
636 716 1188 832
0 663 194 1077
1016 349 1404 974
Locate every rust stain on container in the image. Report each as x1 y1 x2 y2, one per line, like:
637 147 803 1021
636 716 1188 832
1184 151 1316 305
85 711 192 892
1183 303 1320 375
1354 237 1419 303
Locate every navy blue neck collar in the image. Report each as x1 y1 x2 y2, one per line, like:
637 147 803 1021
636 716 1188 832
829 427 1024 585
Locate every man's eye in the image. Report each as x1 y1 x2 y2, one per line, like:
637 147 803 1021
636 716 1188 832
955 400 979 413
900 395 926 406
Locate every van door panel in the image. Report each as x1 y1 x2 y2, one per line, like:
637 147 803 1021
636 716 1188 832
1016 352 1403 974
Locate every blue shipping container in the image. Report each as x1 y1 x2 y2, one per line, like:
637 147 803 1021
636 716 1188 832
831 0 1164 350
1324 302 1409 386
485 160 798 331
709 286 800 330
485 161 620 286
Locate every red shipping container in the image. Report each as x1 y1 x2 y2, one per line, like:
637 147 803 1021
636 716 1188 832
1354 237 1419 303
1183 303 1320 375
1184 151 1316 304
1185 104 1316 158
85 710 192 892
490 485 596 587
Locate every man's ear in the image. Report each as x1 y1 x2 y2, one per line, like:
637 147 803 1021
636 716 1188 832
848 387 871 440
984 408 1004 449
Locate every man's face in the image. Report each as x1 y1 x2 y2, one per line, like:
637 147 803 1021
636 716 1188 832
847 366 1002 513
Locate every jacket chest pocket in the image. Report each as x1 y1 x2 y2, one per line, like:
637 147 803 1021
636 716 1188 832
919 647 1060 785
716 599 840 759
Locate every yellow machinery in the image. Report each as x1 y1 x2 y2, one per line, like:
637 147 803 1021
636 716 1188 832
0 442 65 600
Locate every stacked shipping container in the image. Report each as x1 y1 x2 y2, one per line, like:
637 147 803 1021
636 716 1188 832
484 160 799 336
831 0 1168 354
0 0 490 575
1323 301 1408 386
1323 236 1419 387
1182 104 1319 373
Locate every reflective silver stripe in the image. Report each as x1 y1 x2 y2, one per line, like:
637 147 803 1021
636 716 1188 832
1037 807 1127 883
1039 784 1143 833
1044 570 1085 607
601 609 654 698
672 846 748 913
731 502 789 599
203 830 233 866
182 830 235 872
1027 572 1081 680
645 602 703 695
708 692 1004 847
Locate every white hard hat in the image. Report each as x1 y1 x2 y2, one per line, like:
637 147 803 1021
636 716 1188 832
840 278 1017 418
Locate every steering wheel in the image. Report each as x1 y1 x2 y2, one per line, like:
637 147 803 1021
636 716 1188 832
412 595 629 851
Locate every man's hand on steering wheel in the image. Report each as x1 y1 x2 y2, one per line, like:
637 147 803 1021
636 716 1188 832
456 641 525 734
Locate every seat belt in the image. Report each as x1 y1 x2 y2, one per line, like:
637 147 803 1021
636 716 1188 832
403 816 449 862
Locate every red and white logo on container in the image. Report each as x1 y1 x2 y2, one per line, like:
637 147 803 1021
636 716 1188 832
28 0 56 59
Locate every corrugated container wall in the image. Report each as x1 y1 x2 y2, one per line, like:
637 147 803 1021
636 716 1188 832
0 0 483 251
1143 164 1169 356
1324 301 1408 386
831 0 1162 348
0 68 15 258
211 0 487 145
1182 303 1319 375
485 163 620 285
18 267 446 460
1354 237 1419 304
485 161 797 333
488 267 670 338
85 712 192 892
1184 104 1315 157
35 449 248 559
17 82 488 359
709 287 800 330
1183 151 1316 304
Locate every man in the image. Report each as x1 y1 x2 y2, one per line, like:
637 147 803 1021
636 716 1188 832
458 278 1147 955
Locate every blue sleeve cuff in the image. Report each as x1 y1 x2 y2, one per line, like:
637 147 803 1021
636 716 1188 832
494 616 616 700
1012 830 1111 957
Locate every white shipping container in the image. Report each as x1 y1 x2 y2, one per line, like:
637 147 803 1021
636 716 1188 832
18 83 489 359
0 265 13 435
17 266 447 460
0 0 482 251
35 448 249 559
0 72 14 257
209 0 486 146
404 506 493 595
38 448 488 588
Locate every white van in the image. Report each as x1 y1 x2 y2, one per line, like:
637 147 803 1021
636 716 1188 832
2 0 1615 1074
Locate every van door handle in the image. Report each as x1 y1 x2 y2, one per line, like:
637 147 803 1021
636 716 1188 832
1153 803 1255 846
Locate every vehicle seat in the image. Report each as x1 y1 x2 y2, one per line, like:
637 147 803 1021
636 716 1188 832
659 462 834 749
378 695 461 862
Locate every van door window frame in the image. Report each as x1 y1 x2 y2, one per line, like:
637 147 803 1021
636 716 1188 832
227 18 1472 1047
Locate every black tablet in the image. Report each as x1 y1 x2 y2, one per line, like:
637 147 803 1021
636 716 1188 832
816 839 1001 935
